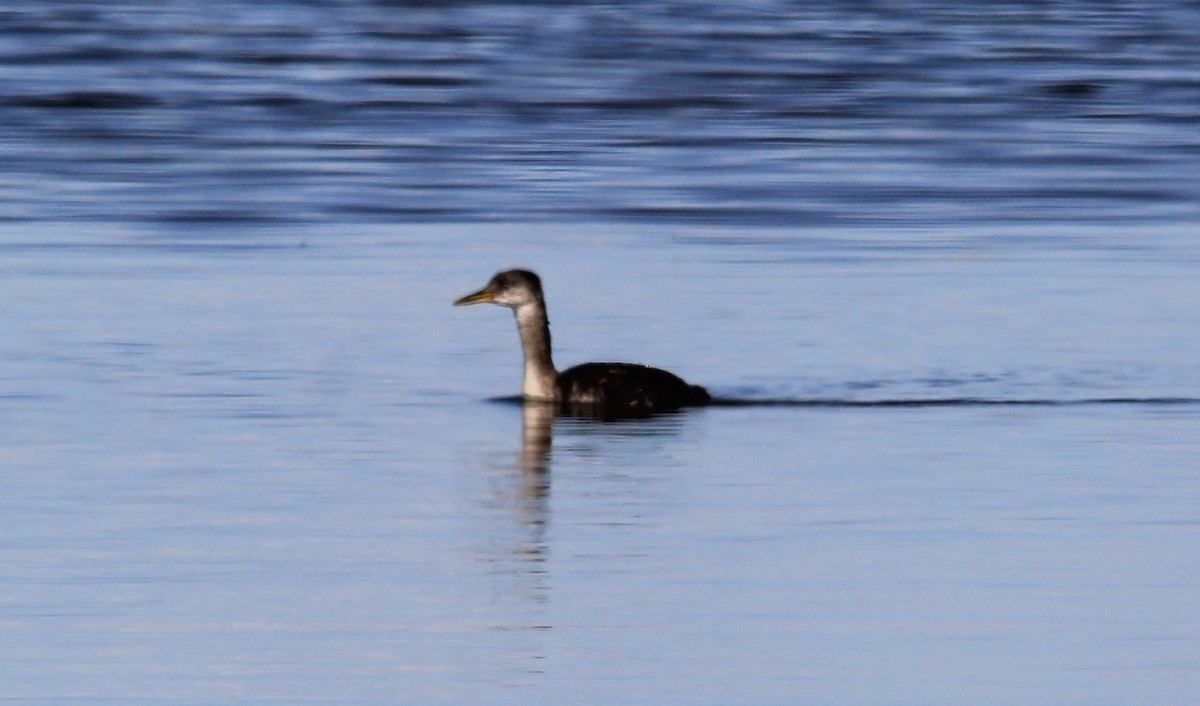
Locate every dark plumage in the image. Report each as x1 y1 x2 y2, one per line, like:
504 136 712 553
558 362 711 411
454 269 710 415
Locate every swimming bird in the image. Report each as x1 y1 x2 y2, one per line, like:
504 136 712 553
454 269 710 414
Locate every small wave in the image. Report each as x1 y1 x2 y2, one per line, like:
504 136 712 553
707 396 1200 408
12 91 161 110
487 394 1200 410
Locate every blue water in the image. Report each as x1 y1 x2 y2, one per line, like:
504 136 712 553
3 1 1200 228
2 3 1199 704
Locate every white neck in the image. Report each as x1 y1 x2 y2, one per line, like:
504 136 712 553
514 301 559 401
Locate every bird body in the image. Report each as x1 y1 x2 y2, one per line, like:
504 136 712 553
454 269 709 414
558 361 709 410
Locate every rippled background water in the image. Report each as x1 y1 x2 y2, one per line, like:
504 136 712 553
2 2 1199 704
4 1 1200 228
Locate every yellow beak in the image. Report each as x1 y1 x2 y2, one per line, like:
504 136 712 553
453 287 495 306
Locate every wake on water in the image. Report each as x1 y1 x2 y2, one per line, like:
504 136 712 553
488 394 1200 412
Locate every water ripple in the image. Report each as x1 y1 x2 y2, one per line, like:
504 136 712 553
1 1 1198 229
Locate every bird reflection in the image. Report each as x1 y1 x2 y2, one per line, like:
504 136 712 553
519 401 554 479
512 403 553 571
476 402 554 607
476 400 694 613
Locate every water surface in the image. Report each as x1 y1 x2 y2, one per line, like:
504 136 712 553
2 2 1199 704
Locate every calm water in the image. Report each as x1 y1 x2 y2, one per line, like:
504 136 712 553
2 2 1199 704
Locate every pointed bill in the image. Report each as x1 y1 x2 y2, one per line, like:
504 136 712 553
453 287 495 306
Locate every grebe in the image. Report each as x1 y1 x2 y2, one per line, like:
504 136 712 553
454 269 710 414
